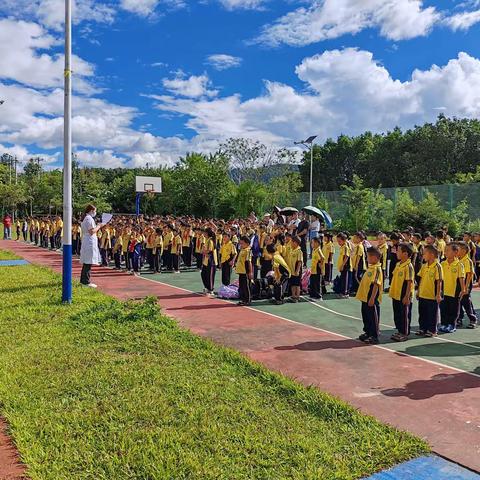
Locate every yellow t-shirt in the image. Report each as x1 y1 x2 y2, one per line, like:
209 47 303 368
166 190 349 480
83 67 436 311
389 259 415 301
352 243 366 271
311 246 325 275
220 241 236 264
235 247 252 275
459 254 474 288
288 246 303 276
273 253 291 280
322 241 335 263
441 259 465 298
202 239 218 266
418 261 443 300
337 244 352 272
377 242 388 270
356 263 383 304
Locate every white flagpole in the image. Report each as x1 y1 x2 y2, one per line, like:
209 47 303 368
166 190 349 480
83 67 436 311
62 0 73 303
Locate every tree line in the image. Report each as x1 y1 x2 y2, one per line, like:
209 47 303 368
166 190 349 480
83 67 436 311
2 115 480 228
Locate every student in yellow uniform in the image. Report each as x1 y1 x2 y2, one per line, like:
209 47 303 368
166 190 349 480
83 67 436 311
287 236 303 303
267 244 291 305
235 236 253 306
355 247 383 345
201 228 217 296
55 216 63 249
171 229 183 273
122 227 131 271
112 228 123 269
439 243 466 334
463 232 476 262
389 243 415 342
162 225 174 271
309 237 325 300
417 245 443 337
376 232 388 283
194 228 205 270
99 226 111 266
351 232 366 295
322 233 335 284
435 230 447 261
181 226 193 268
220 232 237 286
336 232 352 298
457 242 477 328
153 227 164 273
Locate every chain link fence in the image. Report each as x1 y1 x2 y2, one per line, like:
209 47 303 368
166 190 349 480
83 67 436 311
293 183 480 221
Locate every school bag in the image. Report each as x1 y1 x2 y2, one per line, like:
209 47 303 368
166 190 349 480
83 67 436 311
217 284 239 299
301 269 311 293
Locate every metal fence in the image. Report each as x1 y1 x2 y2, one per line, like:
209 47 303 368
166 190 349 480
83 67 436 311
294 183 480 221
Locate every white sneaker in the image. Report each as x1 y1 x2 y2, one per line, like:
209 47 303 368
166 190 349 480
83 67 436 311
86 283 97 288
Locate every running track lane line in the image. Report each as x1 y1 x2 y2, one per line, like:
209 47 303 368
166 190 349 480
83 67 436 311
137 274 480 380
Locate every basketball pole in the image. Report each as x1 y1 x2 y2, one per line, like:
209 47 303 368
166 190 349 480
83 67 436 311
62 0 73 304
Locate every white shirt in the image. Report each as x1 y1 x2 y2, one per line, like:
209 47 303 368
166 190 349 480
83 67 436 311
79 214 101 265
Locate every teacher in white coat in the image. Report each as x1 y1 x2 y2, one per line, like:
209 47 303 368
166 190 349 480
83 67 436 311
80 204 104 288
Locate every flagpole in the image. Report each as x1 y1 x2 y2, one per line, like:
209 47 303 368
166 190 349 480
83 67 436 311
62 0 73 303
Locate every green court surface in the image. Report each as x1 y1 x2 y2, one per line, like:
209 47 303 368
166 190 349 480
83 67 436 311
141 268 480 376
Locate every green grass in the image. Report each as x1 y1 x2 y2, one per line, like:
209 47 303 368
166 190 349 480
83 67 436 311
0 249 20 260
0 252 429 480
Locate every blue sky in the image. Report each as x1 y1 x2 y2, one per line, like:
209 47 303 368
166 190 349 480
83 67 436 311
1 0 480 168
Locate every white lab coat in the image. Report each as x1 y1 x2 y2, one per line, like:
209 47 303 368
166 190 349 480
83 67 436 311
79 214 101 265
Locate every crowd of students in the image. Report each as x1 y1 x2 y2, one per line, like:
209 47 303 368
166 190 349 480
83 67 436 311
8 211 479 344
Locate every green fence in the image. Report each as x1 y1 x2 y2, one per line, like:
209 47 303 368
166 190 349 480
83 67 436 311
294 183 480 221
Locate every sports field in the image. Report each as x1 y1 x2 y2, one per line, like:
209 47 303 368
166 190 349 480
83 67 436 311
142 268 480 376
0 240 479 478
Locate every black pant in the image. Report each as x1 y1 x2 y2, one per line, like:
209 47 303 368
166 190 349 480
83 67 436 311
300 238 308 266
153 251 162 272
274 275 289 302
361 302 380 339
221 262 232 286
80 264 92 285
418 298 439 333
201 262 216 292
182 246 192 267
309 273 322 299
238 274 251 304
172 254 180 271
459 292 477 325
392 299 412 335
440 296 460 326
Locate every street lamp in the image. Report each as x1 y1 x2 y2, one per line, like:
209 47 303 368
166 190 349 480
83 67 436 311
62 0 73 304
294 135 317 206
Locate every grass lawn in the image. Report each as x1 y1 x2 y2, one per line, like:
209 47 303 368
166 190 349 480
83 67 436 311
0 250 429 480
0 249 20 260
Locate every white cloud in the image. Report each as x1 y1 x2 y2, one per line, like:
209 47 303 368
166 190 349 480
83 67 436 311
206 54 243 70
218 0 267 10
162 73 219 98
0 19 95 93
254 0 441 47
444 9 480 30
149 49 480 148
120 0 159 16
75 149 125 168
0 0 115 30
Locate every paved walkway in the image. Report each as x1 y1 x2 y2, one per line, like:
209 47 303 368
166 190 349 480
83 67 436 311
1 240 480 474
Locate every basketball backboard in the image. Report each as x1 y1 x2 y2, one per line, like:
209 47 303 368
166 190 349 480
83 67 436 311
135 176 162 194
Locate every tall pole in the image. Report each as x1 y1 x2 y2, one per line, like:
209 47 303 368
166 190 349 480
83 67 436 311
62 0 73 304
309 143 313 206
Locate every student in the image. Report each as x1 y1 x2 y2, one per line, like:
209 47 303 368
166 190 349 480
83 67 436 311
162 225 174 271
153 227 164 273
412 233 423 283
474 232 480 287
145 227 156 271
457 242 478 329
463 232 476 262
416 245 443 337
267 244 291 305
351 232 366 295
387 233 401 288
355 247 383 345
235 236 253 306
201 228 217 297
122 227 131 271
287 236 303 303
260 235 274 278
194 229 205 270
435 230 447 261
181 226 193 268
171 229 183 273
15 219 21 241
389 243 415 342
439 243 466 333
309 237 325 300
220 232 236 286
112 229 123 270
336 233 352 298
322 233 334 284
376 232 388 283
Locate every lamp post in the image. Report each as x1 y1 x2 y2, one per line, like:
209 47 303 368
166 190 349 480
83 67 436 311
294 135 317 206
62 0 73 303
